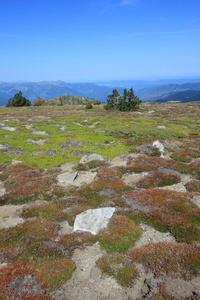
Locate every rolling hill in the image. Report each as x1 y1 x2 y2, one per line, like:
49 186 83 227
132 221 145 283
47 94 100 105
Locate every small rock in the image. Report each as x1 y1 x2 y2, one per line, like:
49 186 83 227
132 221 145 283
12 159 23 165
80 154 104 164
152 140 164 157
57 172 78 184
32 130 47 135
2 126 17 131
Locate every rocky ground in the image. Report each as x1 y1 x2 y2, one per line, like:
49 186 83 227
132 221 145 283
0 102 200 299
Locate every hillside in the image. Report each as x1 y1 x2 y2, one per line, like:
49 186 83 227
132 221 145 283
47 94 100 106
155 90 200 102
139 82 200 101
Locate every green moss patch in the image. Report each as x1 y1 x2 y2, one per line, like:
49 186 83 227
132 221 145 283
98 215 142 253
98 253 138 287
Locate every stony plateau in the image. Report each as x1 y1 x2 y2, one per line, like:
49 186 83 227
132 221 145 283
0 102 200 299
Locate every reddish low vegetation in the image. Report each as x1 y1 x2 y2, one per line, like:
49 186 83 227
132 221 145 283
129 242 200 280
2 163 53 204
136 171 181 189
127 156 200 179
0 261 52 299
125 189 200 243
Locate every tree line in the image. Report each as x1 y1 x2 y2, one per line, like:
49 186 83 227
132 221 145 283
104 88 141 111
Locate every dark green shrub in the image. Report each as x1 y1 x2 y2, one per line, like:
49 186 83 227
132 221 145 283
6 91 31 107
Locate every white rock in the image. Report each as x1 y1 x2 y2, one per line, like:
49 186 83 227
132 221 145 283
24 124 34 130
80 154 104 164
27 138 47 145
153 140 164 157
2 126 17 131
32 130 47 135
12 159 23 165
57 172 78 184
0 144 7 150
73 207 115 235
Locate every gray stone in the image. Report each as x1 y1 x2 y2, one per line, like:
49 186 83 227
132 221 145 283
57 171 78 184
80 153 104 164
73 207 115 235
32 130 47 135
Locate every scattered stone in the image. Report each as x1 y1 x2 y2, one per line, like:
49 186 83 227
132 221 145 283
148 110 155 113
73 207 115 235
62 140 85 148
0 205 24 228
32 130 47 135
27 138 47 145
57 172 78 184
60 125 66 131
122 172 148 186
2 126 17 131
12 159 23 164
157 125 166 129
58 221 73 235
110 156 127 167
80 154 104 164
152 140 164 157
3 147 23 154
71 171 97 187
159 182 187 193
72 121 83 126
0 143 8 150
24 124 34 130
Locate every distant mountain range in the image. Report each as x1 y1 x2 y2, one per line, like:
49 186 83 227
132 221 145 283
155 90 200 103
0 80 200 105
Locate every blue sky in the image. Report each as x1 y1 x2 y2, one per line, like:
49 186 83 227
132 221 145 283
0 0 200 82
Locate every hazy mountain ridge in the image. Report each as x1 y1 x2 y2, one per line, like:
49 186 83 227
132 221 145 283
0 80 200 105
155 90 200 102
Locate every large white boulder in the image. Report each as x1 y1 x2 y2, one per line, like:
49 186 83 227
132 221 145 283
73 207 115 235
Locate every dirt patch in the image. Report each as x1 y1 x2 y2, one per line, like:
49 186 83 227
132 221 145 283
134 223 175 248
51 243 151 300
0 205 24 228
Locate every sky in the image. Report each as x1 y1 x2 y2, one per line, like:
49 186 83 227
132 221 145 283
0 0 200 82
